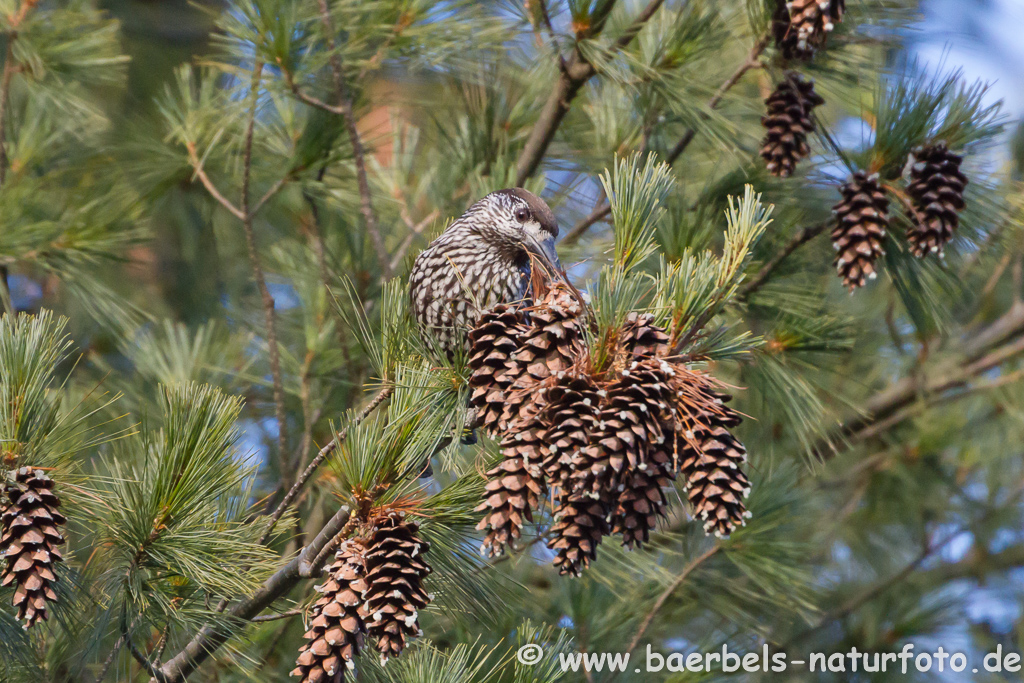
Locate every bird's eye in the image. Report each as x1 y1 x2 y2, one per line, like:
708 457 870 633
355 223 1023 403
514 207 531 223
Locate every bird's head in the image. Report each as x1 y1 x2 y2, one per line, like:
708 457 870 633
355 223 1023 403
469 188 561 273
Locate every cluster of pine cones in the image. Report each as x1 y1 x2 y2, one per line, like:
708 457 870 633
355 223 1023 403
760 1 845 179
292 510 431 682
831 144 969 290
0 467 66 629
470 283 751 577
765 1 969 290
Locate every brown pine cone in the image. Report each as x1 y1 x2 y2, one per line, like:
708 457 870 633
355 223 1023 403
499 283 587 432
611 443 676 550
548 489 610 577
0 467 65 628
292 540 368 683
906 142 968 257
573 359 673 494
476 415 547 558
679 427 751 538
670 370 751 538
760 72 825 178
539 375 602 490
467 305 529 436
773 0 846 61
832 171 890 291
618 312 670 361
362 512 431 663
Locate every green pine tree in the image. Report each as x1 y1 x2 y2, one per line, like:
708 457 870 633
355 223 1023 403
1 1 1023 682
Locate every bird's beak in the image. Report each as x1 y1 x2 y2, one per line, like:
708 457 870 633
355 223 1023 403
523 233 562 276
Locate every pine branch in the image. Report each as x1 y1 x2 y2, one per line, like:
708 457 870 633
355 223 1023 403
819 304 1024 458
616 544 719 675
561 39 767 245
123 615 166 683
156 505 354 683
738 220 830 301
282 0 392 279
236 60 291 474
258 383 393 544
514 0 666 186
781 531 967 649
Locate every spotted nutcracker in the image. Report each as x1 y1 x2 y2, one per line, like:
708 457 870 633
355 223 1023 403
409 189 560 358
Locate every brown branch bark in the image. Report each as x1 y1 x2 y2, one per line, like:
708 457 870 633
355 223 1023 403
514 0 666 186
818 303 1024 459
780 542 936 650
155 505 354 683
561 39 767 246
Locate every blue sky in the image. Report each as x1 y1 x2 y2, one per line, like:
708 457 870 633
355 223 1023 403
913 0 1024 119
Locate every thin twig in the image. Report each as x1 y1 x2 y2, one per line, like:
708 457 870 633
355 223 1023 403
621 545 719 664
536 0 568 73
185 143 245 220
561 38 767 246
389 208 439 272
514 0 666 186
738 220 830 301
258 384 393 545
251 607 305 623
251 175 290 216
315 0 391 279
237 61 290 473
93 635 126 683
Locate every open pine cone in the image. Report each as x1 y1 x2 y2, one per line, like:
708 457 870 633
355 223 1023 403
498 282 587 432
760 72 824 178
292 539 368 683
832 171 890 291
906 142 968 257
467 304 528 436
362 512 431 663
0 467 66 628
671 370 752 538
772 0 846 61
